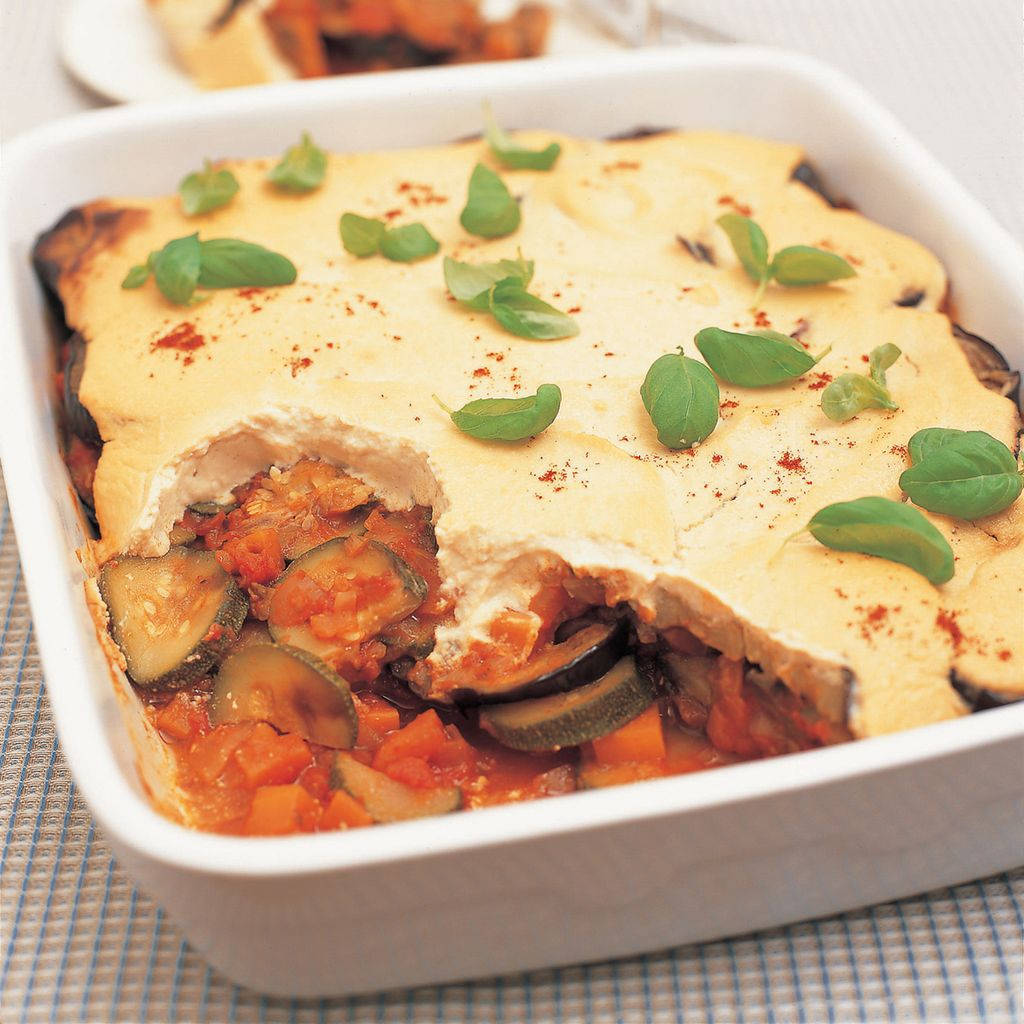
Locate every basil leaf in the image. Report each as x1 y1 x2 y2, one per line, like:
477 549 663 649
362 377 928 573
821 373 898 422
488 279 578 340
460 163 521 238
806 496 954 585
179 160 239 216
483 104 561 171
869 342 901 385
770 245 856 286
899 431 1023 519
438 384 561 441
153 233 202 305
716 213 769 284
267 132 327 193
196 239 297 288
695 326 825 387
340 213 386 257
121 263 151 289
379 223 440 263
908 427 967 465
820 344 900 421
444 253 534 309
640 348 720 449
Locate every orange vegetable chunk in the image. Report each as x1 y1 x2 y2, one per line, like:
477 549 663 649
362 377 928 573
320 789 374 830
372 709 445 772
244 784 321 835
233 722 313 787
189 723 254 784
591 704 666 765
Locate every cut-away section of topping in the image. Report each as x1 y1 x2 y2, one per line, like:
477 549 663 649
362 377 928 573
209 643 357 749
99 546 247 688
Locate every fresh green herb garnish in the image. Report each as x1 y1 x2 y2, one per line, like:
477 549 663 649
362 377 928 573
379 223 441 262
267 132 327 193
820 343 900 421
195 239 298 288
460 163 521 238
804 496 954 584
122 234 296 304
694 327 828 387
899 429 1023 520
339 213 387 257
487 279 578 339
178 160 240 216
339 214 440 263
153 233 202 305
640 348 720 449
443 253 533 309
483 104 561 171
436 384 561 441
716 213 856 306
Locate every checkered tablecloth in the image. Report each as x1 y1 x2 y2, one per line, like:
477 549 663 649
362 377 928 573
1 471 1021 1022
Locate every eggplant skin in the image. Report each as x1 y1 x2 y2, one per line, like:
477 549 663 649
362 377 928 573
605 126 672 141
790 161 845 209
953 324 1021 410
894 288 925 308
949 670 1024 712
448 617 630 706
64 333 101 444
676 235 716 266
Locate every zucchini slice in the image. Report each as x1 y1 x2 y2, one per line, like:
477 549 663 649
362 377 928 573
448 619 629 705
330 753 461 822
269 537 427 660
209 643 357 749
479 657 657 752
99 546 247 688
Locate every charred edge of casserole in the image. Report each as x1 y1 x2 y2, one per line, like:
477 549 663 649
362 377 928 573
32 203 148 299
949 669 1024 711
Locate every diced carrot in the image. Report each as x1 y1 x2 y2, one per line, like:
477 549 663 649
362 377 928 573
188 723 254 784
372 709 445 771
153 692 204 742
582 761 664 788
244 784 321 835
431 724 477 781
233 722 312 787
384 756 436 789
591 705 666 765
489 610 538 657
320 789 374 830
298 761 331 801
353 693 401 737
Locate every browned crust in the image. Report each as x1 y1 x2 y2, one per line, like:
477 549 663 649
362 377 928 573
32 202 149 296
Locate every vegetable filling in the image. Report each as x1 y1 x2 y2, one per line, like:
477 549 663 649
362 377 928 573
100 458 850 836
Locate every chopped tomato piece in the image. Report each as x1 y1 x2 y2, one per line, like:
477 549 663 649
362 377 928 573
268 570 329 627
706 658 761 758
219 528 285 587
354 693 401 737
372 709 445 772
591 705 666 765
153 692 205 742
244 784 321 835
320 789 374 830
384 755 436 789
188 723 254 784
431 725 477 782
232 723 313 787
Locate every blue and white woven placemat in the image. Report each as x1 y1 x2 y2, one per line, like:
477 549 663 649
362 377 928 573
1 473 1021 1024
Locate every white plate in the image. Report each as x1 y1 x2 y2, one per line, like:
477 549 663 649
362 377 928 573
59 0 627 103
2 48 1022 997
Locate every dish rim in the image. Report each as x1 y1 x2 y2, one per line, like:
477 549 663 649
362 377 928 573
2 44 1022 880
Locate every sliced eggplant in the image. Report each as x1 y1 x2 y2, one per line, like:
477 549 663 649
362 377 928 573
63 333 100 444
676 235 715 265
479 656 657 752
953 324 1021 407
448 618 629 706
269 537 427 660
167 523 198 545
99 547 247 688
659 652 716 706
790 161 843 208
330 754 461 822
950 669 1024 712
894 288 925 308
209 643 357 748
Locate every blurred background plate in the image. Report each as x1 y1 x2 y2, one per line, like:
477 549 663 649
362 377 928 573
59 0 626 103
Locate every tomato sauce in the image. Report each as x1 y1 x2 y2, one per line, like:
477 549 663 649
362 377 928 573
140 459 849 836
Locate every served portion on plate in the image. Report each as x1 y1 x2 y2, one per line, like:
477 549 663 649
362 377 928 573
149 0 551 88
34 121 1023 836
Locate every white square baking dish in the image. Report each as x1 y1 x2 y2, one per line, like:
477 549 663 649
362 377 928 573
2 46 1022 998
